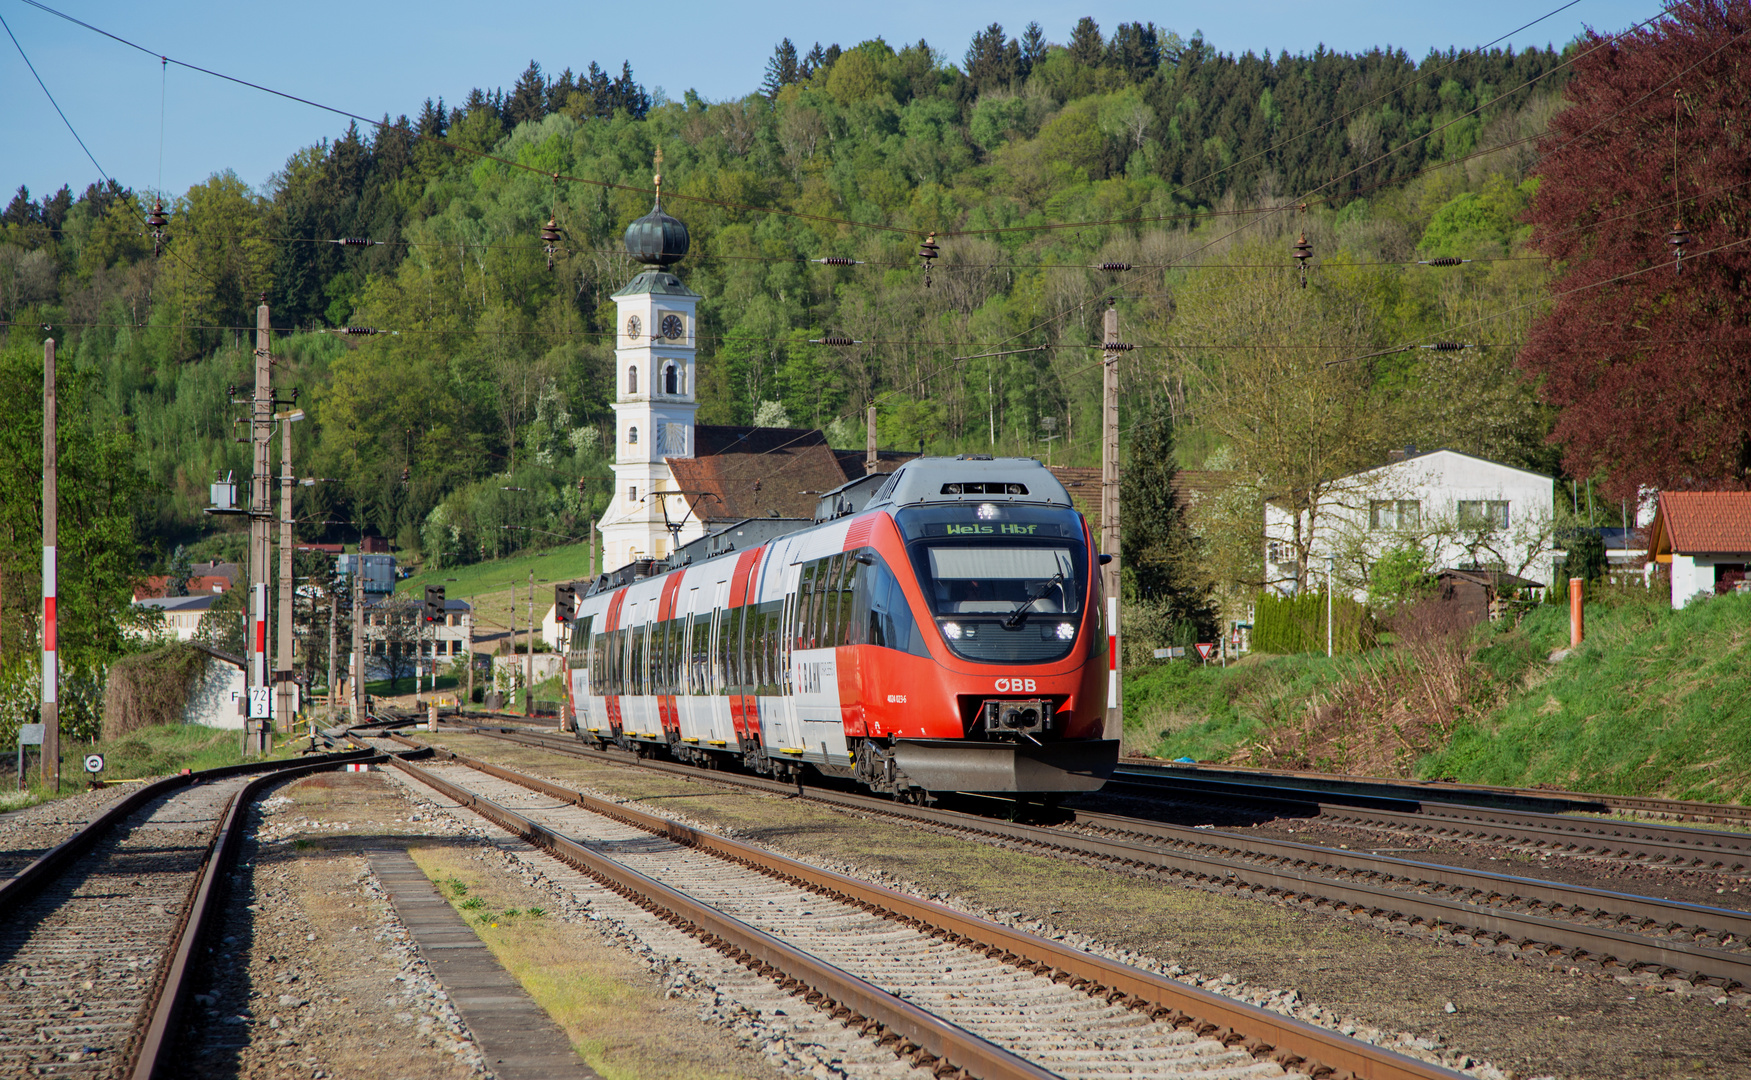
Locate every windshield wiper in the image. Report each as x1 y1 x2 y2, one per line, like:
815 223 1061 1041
1003 573 1063 629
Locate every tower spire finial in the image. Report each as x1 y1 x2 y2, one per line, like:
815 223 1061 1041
653 144 664 208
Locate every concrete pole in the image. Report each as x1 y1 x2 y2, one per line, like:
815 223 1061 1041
41 339 58 792
250 302 272 755
277 408 295 734
508 578 517 712
465 607 475 709
325 589 337 723
1326 556 1334 658
1100 302 1122 741
525 571 535 717
589 520 597 580
866 405 878 472
351 555 364 721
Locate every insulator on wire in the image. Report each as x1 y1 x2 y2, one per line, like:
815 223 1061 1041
1417 257 1470 267
917 231 940 288
1419 342 1469 351
1098 342 1137 352
1291 231 1313 288
147 201 169 257
328 326 393 336
332 237 380 247
812 256 862 266
1097 262 1132 272
810 335 862 346
541 216 565 271
1668 223 1691 273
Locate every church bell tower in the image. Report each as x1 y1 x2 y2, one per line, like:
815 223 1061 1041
599 149 702 571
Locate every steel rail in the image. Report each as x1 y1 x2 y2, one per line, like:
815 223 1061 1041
1104 772 1751 871
385 753 1059 1080
413 724 1751 987
1116 761 1751 828
384 734 1463 1080
132 750 380 1079
0 748 375 1079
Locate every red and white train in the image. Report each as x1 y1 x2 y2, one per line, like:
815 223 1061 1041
563 457 1119 798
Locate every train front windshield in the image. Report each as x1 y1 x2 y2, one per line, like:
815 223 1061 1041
897 504 1091 664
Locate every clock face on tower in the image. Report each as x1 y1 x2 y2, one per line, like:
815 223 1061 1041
625 315 642 340
661 313 684 341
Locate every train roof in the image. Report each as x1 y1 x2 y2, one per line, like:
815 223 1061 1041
865 456 1073 510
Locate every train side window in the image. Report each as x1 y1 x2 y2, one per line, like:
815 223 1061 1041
819 554 843 647
691 608 711 695
839 556 859 646
796 562 816 650
759 599 782 694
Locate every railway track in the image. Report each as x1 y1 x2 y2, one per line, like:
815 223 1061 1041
0 749 371 1080
390 721 1751 996
363 731 1462 1080
1101 770 1751 873
1114 760 1751 828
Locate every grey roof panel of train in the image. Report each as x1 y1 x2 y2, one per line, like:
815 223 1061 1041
864 456 1072 510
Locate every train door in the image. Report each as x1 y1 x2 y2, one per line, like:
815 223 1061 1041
568 613 591 731
794 553 850 768
677 586 704 744
704 579 732 748
769 560 801 753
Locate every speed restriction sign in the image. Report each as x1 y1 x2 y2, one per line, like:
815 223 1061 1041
84 754 105 774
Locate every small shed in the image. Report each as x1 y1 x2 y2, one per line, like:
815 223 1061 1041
1645 491 1751 608
1435 569 1545 625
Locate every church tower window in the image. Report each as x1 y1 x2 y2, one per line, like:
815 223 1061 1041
628 425 638 445
627 365 638 394
664 363 678 395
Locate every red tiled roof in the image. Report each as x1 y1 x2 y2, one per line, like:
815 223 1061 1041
668 425 856 522
1647 491 1751 556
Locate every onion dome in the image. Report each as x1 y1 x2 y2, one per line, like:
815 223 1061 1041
624 145 688 266
624 204 689 266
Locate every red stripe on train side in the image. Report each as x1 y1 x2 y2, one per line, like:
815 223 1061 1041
728 547 764 742
603 589 628 733
658 571 684 623
843 516 875 550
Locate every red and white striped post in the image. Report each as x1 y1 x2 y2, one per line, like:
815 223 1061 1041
253 583 268 685
41 338 58 792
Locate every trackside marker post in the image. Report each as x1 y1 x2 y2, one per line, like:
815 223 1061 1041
42 338 58 792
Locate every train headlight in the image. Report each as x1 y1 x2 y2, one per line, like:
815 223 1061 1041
942 622 963 640
977 502 999 520
1055 622 1075 640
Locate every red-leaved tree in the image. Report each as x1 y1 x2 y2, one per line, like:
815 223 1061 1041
1519 0 1751 496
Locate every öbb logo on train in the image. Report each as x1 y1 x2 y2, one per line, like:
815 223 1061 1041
994 678 1037 692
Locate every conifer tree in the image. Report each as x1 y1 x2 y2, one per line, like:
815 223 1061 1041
1067 17 1104 66
505 61 548 128
763 39 800 99
1020 22 1047 76
1124 399 1214 641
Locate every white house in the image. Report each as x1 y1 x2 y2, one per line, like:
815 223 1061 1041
1264 449 1556 600
130 593 219 642
1644 491 1751 608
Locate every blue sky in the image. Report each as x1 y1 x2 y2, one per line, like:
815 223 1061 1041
4 0 1660 203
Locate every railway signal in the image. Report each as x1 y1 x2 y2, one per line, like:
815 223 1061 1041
425 585 446 624
554 583 576 623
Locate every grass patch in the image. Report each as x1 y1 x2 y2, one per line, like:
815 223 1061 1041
1124 652 1349 762
409 848 774 1080
1123 587 1751 804
1421 590 1751 802
397 542 598 642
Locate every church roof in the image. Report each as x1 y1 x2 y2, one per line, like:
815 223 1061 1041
611 270 699 298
